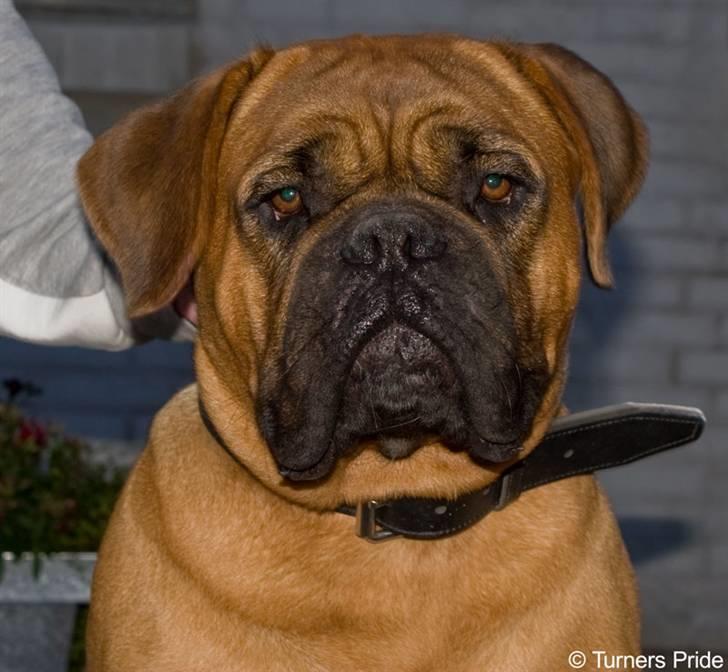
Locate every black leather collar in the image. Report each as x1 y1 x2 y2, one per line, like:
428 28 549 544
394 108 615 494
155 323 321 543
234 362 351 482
199 401 705 543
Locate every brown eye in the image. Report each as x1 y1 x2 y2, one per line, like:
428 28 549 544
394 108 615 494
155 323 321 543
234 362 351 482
270 187 303 219
480 174 512 202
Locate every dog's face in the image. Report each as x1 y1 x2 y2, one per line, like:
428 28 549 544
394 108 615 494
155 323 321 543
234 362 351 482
79 35 647 506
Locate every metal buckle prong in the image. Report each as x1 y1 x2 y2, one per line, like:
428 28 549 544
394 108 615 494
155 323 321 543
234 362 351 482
494 465 524 511
355 500 401 543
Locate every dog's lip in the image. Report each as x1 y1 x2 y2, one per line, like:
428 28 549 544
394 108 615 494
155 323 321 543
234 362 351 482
375 435 422 460
274 418 524 484
268 317 532 481
277 427 523 481
277 448 336 481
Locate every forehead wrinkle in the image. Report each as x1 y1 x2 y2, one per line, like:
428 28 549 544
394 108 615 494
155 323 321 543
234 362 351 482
226 37 567 194
234 113 371 199
227 45 312 126
305 50 353 83
453 41 569 149
301 112 367 171
428 121 539 170
235 43 484 177
366 99 389 169
494 45 577 157
408 53 466 88
386 97 461 180
403 104 464 184
274 110 366 175
402 101 540 195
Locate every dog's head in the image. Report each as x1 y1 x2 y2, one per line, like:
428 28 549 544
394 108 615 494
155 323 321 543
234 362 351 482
79 35 647 507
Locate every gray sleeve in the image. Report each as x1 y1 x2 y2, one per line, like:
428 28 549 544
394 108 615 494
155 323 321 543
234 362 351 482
0 0 195 348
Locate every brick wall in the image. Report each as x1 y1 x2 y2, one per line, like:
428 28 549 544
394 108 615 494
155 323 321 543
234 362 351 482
2 0 727 648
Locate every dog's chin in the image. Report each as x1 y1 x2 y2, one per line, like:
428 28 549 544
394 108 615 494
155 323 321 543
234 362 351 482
375 436 423 460
333 324 523 465
332 323 459 455
268 323 530 482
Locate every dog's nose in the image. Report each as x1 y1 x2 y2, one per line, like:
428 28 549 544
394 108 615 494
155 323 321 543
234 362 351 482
339 215 447 268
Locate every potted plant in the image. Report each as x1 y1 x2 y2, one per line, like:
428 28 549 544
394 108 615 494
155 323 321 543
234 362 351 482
0 379 125 672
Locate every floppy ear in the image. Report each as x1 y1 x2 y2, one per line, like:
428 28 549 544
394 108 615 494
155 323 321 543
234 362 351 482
508 43 649 288
77 49 274 317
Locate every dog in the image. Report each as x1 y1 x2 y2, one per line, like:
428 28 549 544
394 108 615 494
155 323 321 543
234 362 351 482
78 34 648 671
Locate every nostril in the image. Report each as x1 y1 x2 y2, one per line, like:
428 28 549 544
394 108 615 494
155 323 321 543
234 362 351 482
405 234 448 261
340 234 381 266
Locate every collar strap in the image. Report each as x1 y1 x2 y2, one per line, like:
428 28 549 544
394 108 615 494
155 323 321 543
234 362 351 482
336 403 705 542
198 401 704 543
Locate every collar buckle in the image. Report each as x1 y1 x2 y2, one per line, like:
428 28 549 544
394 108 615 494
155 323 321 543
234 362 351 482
355 500 401 543
493 464 524 511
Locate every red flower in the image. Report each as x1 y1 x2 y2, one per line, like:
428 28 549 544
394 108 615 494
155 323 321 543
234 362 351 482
17 420 48 446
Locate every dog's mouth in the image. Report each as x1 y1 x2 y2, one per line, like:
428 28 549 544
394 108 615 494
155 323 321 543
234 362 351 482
334 323 460 460
259 311 544 482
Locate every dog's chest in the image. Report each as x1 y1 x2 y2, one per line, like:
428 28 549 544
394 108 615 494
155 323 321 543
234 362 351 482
220 511 560 663
196 542 510 671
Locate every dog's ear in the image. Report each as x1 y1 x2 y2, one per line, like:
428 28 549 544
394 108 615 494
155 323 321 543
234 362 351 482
77 49 274 317
508 43 649 288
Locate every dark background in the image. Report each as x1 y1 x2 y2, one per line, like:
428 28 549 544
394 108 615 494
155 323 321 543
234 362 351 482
2 0 726 650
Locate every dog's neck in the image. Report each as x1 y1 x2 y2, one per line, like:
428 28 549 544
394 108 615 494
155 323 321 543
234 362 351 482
197 396 704 542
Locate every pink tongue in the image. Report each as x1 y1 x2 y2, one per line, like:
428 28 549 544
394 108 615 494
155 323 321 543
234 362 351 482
172 281 198 325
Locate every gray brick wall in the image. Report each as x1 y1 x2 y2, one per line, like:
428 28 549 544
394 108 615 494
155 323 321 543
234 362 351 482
3 0 727 648
0 338 193 440
24 21 193 93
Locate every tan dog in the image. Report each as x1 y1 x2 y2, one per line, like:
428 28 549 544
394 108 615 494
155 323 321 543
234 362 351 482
78 34 648 671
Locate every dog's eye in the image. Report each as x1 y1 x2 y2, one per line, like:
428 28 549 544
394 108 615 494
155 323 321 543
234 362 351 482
480 174 512 203
270 187 303 219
